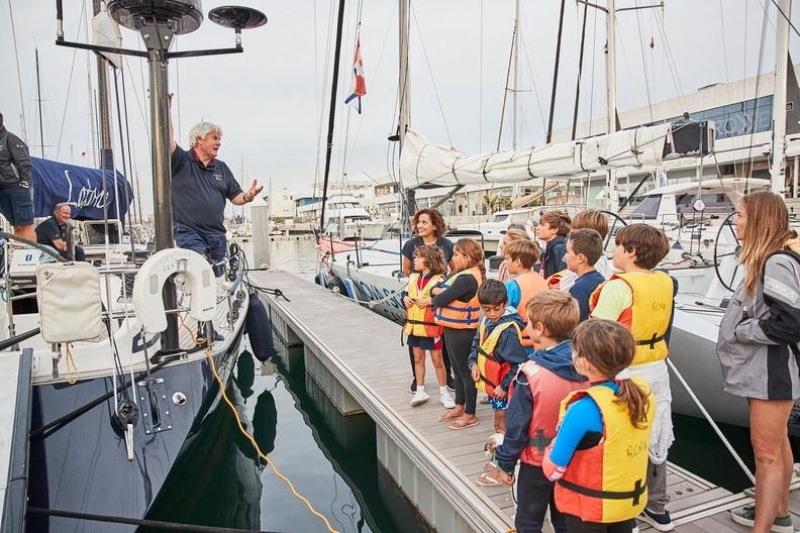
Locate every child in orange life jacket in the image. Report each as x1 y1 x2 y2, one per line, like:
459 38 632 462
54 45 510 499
564 229 606 322
403 245 456 409
548 210 613 290
504 240 547 337
467 280 529 434
418 238 484 430
543 320 655 533
478 290 587 533
589 224 676 531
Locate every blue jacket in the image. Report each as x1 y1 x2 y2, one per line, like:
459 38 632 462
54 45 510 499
467 309 528 391
541 235 568 279
494 340 585 473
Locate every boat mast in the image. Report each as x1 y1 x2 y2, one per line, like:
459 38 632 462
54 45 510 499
92 0 114 168
319 0 347 233
398 0 416 227
771 0 791 195
34 48 46 158
605 0 619 211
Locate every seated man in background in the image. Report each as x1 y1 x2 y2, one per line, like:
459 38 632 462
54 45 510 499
35 203 85 261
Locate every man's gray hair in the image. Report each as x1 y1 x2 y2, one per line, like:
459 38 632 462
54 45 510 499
54 202 71 214
188 121 222 148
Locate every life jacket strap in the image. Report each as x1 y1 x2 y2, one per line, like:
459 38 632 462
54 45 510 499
478 372 499 389
405 319 439 327
478 347 499 361
557 478 646 506
635 332 666 349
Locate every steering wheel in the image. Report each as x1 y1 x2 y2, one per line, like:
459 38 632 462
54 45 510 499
598 210 628 251
713 211 741 292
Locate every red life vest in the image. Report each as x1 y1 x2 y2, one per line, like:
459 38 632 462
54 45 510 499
513 271 548 324
518 360 588 466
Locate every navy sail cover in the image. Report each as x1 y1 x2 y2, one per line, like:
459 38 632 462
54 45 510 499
31 157 134 221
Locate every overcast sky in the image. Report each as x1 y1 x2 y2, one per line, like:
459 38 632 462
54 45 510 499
2 1 799 213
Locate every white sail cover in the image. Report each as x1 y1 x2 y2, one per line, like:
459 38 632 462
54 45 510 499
92 6 123 69
400 123 673 189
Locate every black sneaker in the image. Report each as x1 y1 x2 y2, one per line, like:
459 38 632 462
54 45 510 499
638 508 674 532
409 378 417 394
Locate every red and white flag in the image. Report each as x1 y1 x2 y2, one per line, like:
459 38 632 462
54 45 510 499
344 38 367 113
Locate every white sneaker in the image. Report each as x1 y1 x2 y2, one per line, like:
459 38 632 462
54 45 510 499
410 390 429 407
440 389 455 409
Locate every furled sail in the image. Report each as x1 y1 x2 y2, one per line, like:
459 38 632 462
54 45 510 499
399 123 674 189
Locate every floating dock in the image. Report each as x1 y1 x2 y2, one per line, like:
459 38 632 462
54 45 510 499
254 271 798 532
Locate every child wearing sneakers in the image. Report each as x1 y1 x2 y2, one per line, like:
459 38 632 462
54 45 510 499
589 224 676 531
467 280 528 433
477 291 587 533
403 245 456 408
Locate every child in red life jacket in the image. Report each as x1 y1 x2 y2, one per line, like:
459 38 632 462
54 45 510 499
589 224 676 531
543 320 655 533
477 290 587 533
403 245 456 409
467 280 529 434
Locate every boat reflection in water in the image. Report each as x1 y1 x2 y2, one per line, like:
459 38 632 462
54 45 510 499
145 351 276 531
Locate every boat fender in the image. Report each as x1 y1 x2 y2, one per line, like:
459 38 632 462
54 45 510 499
245 296 275 362
341 278 357 300
133 248 216 334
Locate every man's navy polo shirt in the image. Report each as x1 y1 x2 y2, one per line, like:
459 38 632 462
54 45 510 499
170 145 243 234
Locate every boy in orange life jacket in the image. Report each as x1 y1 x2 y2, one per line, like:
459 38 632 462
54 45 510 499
467 280 529 433
543 320 654 533
589 224 676 531
564 229 606 322
477 291 586 533
504 239 548 327
537 210 571 278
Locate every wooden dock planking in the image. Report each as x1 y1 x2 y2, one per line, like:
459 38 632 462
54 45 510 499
255 271 799 533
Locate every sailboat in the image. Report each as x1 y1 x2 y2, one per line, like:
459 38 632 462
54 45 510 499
8 3 269 531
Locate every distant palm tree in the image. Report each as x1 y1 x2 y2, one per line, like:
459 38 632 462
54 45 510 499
482 192 513 213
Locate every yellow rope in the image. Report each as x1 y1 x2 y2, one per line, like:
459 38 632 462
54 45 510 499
64 343 78 385
178 314 339 533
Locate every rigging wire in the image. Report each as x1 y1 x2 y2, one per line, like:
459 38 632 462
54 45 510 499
652 8 689 114
120 65 142 225
496 22 516 152
519 34 548 139
634 0 655 125
313 0 338 200
479 0 484 152
588 7 598 136
7 0 28 141
55 0 87 160
745 0 771 187
339 0 364 189
571 1 589 141
719 0 730 84
769 0 800 37
410 3 454 147
111 68 136 255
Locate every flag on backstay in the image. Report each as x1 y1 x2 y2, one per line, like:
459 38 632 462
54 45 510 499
344 38 367 113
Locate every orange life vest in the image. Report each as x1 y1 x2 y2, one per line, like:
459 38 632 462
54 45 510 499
518 359 588 466
513 271 548 324
403 273 444 338
474 320 519 396
433 266 483 330
588 271 674 366
553 380 655 523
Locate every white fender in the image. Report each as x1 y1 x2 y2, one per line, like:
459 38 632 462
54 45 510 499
133 248 216 334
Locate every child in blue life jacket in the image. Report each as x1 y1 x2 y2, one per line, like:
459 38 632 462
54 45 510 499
543 320 655 533
468 279 528 434
477 290 587 533
402 245 456 409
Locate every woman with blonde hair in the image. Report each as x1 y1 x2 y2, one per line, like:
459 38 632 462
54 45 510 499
718 191 800 533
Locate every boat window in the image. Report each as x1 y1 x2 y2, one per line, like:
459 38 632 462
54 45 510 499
493 214 509 222
84 222 121 245
510 213 530 224
675 193 733 214
630 195 661 219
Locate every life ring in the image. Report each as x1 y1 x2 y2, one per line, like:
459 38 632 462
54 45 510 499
132 248 216 334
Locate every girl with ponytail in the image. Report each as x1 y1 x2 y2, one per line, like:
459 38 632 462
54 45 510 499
543 320 655 533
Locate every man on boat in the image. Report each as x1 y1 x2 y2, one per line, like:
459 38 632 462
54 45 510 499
0 113 36 243
168 97 262 276
35 203 85 261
